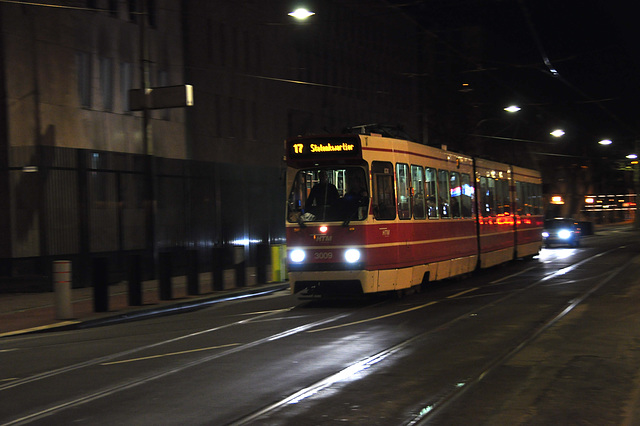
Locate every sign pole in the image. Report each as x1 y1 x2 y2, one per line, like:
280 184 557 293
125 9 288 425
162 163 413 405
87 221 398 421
139 0 158 273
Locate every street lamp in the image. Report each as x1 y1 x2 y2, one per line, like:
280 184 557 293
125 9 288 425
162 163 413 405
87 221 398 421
550 129 565 138
599 139 613 145
504 105 521 113
288 8 315 20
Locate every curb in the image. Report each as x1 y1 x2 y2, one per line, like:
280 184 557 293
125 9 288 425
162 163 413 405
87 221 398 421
2 282 289 338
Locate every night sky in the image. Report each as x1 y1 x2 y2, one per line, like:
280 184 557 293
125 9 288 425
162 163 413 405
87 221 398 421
391 0 639 155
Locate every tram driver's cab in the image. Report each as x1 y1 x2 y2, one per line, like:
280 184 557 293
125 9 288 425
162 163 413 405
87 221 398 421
287 167 369 224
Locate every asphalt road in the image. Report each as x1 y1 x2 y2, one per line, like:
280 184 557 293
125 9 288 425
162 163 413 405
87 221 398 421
1 225 640 425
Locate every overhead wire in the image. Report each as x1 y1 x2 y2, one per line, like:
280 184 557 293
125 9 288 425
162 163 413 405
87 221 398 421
517 0 638 140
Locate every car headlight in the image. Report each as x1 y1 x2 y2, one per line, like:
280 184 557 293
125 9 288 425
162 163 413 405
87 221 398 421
289 249 306 263
557 229 572 239
344 248 361 263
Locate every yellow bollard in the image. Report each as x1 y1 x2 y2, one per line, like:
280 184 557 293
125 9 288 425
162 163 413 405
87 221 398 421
270 245 287 282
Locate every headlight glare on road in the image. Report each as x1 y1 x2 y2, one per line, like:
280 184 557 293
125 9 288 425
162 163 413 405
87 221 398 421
344 248 361 263
289 249 306 263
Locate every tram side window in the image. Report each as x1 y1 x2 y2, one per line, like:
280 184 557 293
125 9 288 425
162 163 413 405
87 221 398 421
502 180 511 215
426 167 438 219
480 177 495 217
528 183 537 215
523 182 531 214
372 161 396 220
480 177 487 217
289 171 308 216
411 165 426 219
495 179 505 215
461 173 474 218
515 181 523 215
524 182 542 215
396 163 411 219
488 178 497 216
450 172 461 218
438 169 450 218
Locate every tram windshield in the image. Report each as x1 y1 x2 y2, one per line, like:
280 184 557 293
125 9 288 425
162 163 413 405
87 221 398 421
288 167 369 223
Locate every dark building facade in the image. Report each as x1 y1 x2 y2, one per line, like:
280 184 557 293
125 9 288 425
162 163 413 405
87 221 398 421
0 0 428 288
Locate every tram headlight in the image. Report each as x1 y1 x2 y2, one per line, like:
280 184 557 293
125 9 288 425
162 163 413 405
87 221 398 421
344 248 361 264
541 231 549 238
289 249 306 263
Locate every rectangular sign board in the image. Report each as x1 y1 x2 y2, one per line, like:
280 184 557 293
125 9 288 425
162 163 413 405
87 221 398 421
129 85 193 111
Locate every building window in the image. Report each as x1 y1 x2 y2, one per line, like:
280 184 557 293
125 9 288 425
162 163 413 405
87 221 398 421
157 69 169 120
100 57 114 111
127 0 154 25
128 0 138 23
120 62 133 113
206 19 213 62
108 0 118 17
76 51 92 108
147 0 156 28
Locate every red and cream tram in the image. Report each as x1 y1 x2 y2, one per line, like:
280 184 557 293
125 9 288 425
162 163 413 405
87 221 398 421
285 133 543 296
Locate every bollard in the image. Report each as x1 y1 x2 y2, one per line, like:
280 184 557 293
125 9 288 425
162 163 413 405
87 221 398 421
53 260 73 319
158 251 173 300
271 245 287 282
211 246 224 291
234 245 246 287
187 249 199 295
256 243 270 284
128 254 143 306
92 258 109 312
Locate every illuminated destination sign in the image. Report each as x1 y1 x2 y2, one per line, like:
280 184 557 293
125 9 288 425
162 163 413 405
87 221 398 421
294 142 355 153
287 137 362 160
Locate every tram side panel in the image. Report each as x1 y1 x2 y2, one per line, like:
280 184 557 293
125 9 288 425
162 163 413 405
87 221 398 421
474 158 517 268
363 139 479 290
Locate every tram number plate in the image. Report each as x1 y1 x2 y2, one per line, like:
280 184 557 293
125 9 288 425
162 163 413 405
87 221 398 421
314 251 333 260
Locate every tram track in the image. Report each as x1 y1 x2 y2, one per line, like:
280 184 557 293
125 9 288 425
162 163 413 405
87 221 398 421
228 245 633 424
407 262 629 425
1 299 390 425
0 308 301 393
2 313 353 426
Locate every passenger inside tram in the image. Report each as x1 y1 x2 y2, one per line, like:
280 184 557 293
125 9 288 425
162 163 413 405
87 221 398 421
341 171 369 222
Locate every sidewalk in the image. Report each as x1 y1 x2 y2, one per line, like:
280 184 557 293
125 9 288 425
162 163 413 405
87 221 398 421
0 269 289 338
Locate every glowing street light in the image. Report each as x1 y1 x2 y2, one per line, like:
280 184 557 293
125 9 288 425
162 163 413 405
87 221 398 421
550 129 565 138
598 139 613 145
288 8 315 20
627 154 638 160
504 105 521 113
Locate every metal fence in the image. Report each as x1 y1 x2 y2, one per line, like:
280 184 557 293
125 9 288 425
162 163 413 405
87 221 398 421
4 146 285 289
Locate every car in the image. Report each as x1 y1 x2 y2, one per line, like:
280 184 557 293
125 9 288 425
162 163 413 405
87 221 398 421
542 218 582 247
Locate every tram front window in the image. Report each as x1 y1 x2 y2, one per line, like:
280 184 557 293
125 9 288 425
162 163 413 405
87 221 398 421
288 167 369 223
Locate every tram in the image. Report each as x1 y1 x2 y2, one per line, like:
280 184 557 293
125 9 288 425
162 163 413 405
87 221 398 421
285 133 543 296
